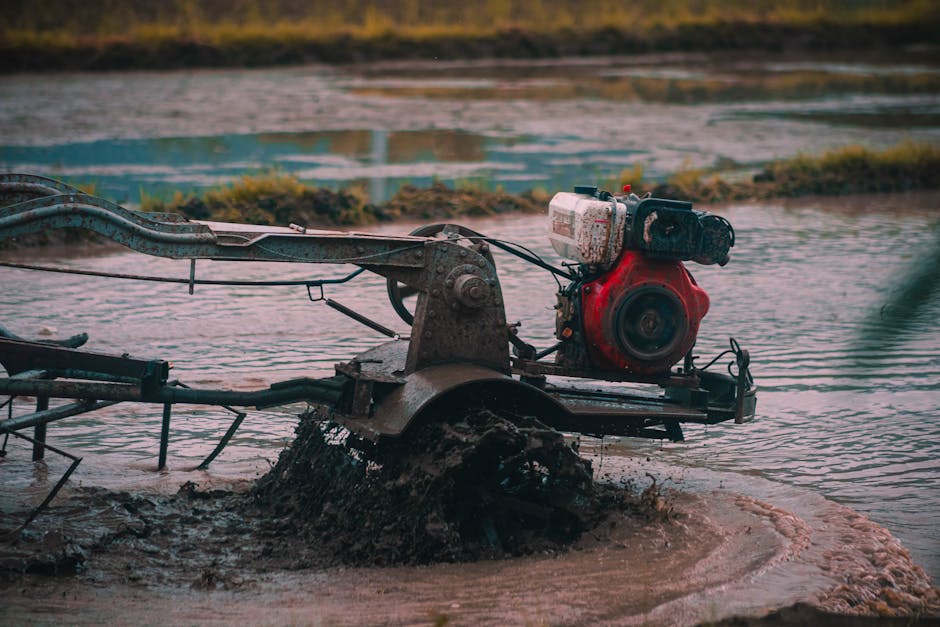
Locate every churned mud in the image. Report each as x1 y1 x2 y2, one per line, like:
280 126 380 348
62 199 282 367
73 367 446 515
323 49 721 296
1 408 938 624
251 409 641 566
0 409 649 579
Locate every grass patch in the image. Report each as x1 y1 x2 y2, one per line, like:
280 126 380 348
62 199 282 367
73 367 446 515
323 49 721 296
2 0 938 72
144 172 378 227
142 175 548 228
5 141 937 250
637 141 940 203
143 142 939 231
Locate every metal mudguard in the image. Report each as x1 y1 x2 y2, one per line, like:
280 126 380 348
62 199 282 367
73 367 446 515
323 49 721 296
329 341 568 442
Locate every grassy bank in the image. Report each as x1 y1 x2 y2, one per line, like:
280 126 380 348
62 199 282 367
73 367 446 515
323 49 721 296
143 178 549 227
638 141 940 203
2 0 938 72
2 142 936 249
140 142 940 228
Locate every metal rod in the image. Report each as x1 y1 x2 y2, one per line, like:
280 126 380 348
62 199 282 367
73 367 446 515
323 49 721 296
0 379 143 401
0 376 348 408
507 331 535 359
196 410 247 470
158 403 171 470
535 342 563 360
188 259 196 294
325 298 399 339
0 399 119 432
0 261 366 287
0 428 82 540
3 396 10 452
31 396 48 461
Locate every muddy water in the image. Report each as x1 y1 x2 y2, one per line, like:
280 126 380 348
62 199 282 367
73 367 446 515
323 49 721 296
1 50 938 203
1 50 939 620
1 190 939 591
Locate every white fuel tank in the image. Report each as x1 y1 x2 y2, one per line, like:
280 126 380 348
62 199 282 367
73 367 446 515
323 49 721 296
548 190 627 268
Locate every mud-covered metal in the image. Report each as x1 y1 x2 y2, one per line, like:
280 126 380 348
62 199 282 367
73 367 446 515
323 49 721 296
0 337 169 387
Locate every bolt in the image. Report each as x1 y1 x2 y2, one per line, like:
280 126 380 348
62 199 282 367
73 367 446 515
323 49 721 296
357 245 365 254
424 331 432 338
428 310 436 318
414 250 423 259
431 288 441 297
437 265 445 273
480 243 490 253
445 279 454 288
459 249 467 257
476 259 485 267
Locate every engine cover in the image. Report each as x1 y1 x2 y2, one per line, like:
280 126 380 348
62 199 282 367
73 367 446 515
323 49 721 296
580 251 709 375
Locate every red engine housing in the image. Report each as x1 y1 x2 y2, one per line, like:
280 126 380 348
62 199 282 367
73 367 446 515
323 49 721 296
580 251 709 375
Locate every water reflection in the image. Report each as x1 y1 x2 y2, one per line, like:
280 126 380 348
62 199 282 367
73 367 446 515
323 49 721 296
1 198 939 580
1 52 938 206
856 222 940 354
731 105 940 129
349 71 940 104
0 129 499 204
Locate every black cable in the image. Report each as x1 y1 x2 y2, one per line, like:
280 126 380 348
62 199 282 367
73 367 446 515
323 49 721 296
0 260 364 288
460 235 571 287
698 349 734 372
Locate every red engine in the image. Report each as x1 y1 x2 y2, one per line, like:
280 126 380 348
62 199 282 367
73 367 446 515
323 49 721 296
550 186 732 376
580 251 709 375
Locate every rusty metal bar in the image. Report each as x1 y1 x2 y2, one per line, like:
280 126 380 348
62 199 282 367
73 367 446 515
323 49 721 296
0 193 427 266
0 379 144 402
158 403 172 470
0 376 349 408
0 398 119 432
0 337 169 384
0 172 81 195
31 396 48 461
325 298 399 339
514 359 701 388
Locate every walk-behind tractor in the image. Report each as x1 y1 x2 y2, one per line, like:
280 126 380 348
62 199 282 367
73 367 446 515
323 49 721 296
0 174 755 532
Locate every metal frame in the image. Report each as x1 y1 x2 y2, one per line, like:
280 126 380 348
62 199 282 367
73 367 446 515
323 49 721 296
0 173 757 534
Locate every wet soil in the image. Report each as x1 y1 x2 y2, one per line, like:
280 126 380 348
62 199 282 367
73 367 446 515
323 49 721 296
0 408 647 580
2 408 938 624
2 485 936 624
251 409 642 566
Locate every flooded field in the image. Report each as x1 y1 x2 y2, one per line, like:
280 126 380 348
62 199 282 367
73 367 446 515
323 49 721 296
1 51 939 621
1 50 938 203
2 189 940 574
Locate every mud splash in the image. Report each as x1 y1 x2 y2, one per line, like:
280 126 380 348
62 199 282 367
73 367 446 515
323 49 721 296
251 409 640 566
0 408 645 579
